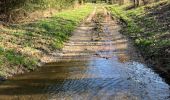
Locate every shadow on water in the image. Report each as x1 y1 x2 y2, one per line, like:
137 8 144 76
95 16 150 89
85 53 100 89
0 59 169 100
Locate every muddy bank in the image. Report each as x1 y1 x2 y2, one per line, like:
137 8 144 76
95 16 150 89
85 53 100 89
112 18 170 84
107 2 170 84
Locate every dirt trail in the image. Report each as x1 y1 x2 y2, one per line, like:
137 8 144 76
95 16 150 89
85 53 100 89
45 7 140 63
0 6 169 100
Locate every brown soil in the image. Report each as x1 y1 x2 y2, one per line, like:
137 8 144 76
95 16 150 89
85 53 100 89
43 7 143 64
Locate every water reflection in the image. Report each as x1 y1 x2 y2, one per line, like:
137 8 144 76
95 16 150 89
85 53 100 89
1 56 169 100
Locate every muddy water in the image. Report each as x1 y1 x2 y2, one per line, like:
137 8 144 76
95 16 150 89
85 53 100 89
0 9 169 100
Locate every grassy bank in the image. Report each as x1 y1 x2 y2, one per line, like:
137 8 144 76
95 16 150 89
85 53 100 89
107 0 170 73
0 4 94 77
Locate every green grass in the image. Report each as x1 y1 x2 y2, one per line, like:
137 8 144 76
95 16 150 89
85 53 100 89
108 0 170 69
0 46 37 66
37 5 94 49
0 46 38 77
0 4 94 77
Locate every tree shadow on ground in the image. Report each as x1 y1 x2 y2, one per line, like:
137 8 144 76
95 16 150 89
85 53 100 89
124 1 170 81
2 16 77 53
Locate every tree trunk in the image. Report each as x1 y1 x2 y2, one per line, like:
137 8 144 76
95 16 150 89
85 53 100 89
133 0 136 7
79 0 84 5
136 0 139 6
119 0 124 5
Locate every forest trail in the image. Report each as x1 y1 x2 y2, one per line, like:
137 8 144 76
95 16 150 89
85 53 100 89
42 6 138 62
0 6 169 100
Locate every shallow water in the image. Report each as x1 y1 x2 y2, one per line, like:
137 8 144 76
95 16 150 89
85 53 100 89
0 59 169 100
0 9 169 100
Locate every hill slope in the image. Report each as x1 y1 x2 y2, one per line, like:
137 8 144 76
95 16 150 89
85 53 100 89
108 0 170 77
